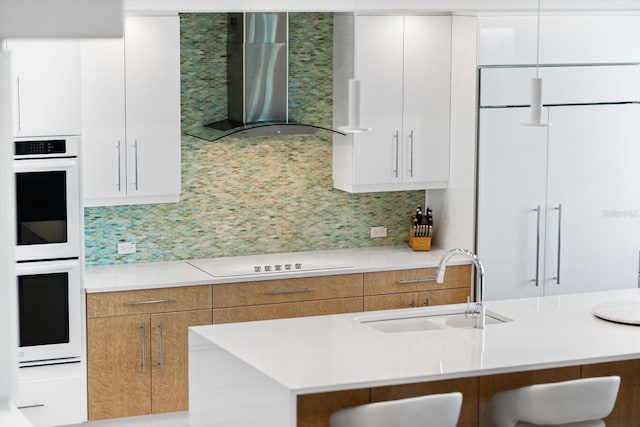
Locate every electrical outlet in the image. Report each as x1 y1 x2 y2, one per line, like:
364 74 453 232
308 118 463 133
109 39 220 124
117 242 136 255
370 226 387 238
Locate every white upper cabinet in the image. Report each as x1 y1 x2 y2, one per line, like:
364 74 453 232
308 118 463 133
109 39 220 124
81 16 181 207
333 15 451 193
478 15 640 66
5 39 81 137
81 37 126 203
403 16 451 186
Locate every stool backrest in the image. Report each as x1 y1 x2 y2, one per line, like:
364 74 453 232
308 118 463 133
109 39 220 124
491 376 620 427
330 392 463 427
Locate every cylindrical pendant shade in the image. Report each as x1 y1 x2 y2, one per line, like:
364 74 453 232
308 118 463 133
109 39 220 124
339 78 371 133
348 79 361 129
530 77 543 125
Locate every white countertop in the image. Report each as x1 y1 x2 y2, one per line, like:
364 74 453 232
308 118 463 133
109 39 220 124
84 260 214 293
85 246 467 293
190 288 640 394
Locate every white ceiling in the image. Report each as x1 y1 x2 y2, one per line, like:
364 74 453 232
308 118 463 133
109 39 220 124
125 0 640 14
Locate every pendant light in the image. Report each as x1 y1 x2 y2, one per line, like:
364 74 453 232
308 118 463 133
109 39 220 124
338 0 371 133
522 0 549 127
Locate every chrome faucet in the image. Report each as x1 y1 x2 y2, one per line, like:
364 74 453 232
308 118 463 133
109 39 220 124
435 248 486 329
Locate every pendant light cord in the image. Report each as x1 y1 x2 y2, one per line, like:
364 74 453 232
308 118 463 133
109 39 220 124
535 0 541 78
353 0 358 78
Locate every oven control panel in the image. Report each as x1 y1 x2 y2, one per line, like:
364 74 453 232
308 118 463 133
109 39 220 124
15 139 66 156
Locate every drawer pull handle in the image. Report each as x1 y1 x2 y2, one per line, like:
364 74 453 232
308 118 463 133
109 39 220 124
268 287 315 295
17 404 45 410
158 320 164 372
398 278 436 285
127 298 177 306
140 322 147 373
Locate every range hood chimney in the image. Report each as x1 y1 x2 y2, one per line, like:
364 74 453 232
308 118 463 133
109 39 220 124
187 12 344 142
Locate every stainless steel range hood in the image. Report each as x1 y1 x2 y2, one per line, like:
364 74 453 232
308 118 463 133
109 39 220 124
186 12 344 142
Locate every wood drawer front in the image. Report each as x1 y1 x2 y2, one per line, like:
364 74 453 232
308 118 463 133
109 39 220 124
87 285 212 318
212 274 363 308
363 288 470 312
213 297 363 324
364 265 472 295
364 293 418 311
418 288 470 307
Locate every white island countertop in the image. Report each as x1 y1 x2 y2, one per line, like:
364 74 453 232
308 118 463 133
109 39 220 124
189 288 640 427
85 246 467 293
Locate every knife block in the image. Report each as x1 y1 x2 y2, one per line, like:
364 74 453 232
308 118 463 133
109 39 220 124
409 223 432 251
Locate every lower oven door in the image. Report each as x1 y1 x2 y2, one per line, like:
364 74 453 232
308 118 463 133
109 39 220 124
16 259 82 364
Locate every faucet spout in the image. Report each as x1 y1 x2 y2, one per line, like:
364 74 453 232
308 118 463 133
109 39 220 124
436 248 486 329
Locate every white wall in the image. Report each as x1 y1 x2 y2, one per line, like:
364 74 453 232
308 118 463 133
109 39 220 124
427 16 478 252
0 47 18 410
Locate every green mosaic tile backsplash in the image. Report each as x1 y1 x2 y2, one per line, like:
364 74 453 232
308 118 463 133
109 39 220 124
83 13 425 266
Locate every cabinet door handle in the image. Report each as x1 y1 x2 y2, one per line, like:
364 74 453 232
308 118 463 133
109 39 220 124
399 278 436 285
393 130 400 178
531 205 541 287
127 298 176 306
157 320 164 372
17 403 45 410
16 76 22 131
140 322 147 373
268 288 315 295
409 300 415 308
553 204 563 285
423 297 429 307
116 141 122 192
133 140 139 191
408 130 414 178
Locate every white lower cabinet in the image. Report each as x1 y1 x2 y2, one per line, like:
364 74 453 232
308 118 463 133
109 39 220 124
81 15 181 207
15 363 85 427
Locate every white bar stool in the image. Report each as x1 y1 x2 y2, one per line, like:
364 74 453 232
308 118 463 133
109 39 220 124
491 376 620 427
329 392 463 427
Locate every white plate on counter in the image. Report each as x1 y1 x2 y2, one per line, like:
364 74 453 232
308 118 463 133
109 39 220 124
593 300 640 325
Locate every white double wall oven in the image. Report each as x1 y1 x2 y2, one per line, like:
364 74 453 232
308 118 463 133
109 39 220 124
14 135 82 366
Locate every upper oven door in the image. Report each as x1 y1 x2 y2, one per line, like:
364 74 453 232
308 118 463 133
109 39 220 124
14 156 80 261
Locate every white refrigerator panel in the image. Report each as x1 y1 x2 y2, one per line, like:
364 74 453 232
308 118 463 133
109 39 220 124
544 104 640 295
480 66 640 108
477 108 549 301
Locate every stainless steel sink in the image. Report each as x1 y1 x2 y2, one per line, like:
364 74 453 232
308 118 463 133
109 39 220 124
354 307 512 333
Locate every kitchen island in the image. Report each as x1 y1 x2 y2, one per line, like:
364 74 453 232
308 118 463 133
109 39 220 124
189 288 640 426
